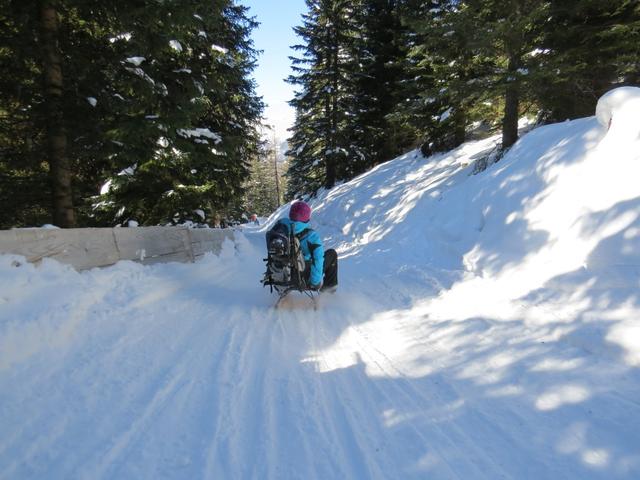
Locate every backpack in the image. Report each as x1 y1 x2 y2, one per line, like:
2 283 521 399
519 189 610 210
262 221 310 292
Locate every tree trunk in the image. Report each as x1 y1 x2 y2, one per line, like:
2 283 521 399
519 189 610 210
324 24 338 190
324 83 336 190
327 44 339 189
39 1 75 227
453 106 466 147
502 55 520 150
324 156 336 190
272 133 281 207
324 84 336 189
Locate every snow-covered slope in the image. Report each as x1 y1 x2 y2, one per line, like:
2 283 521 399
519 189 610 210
1 88 640 479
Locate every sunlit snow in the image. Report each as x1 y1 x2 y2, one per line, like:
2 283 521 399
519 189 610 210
1 88 639 479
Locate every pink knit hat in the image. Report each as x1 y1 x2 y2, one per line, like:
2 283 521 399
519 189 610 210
289 201 311 222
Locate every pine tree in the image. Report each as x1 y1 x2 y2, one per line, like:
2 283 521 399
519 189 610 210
93 1 263 226
394 1 497 156
402 0 639 156
38 0 76 227
245 137 287 216
1 0 262 228
477 0 550 149
287 0 356 194
285 108 325 198
408 1 474 152
534 0 640 121
1 0 122 228
385 0 440 154
342 0 411 176
0 1 51 228
405 1 552 152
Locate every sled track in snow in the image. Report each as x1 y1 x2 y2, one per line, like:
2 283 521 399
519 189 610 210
2 252 640 479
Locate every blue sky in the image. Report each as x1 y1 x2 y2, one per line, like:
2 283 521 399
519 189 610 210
243 0 308 140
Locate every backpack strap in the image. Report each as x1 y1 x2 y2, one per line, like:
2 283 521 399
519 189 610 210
295 227 312 242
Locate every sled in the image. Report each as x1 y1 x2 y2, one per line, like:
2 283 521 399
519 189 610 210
273 287 319 310
262 220 319 310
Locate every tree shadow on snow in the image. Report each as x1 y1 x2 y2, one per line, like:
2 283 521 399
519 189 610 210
303 310 640 479
298 193 640 479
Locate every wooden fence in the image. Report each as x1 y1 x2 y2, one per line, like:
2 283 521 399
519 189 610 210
0 227 235 270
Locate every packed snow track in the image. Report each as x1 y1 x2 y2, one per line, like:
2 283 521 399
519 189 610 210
3 97 640 478
2 230 639 479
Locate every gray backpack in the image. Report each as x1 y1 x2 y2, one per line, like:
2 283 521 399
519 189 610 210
262 221 309 292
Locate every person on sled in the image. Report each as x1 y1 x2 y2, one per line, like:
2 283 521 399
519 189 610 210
274 200 338 292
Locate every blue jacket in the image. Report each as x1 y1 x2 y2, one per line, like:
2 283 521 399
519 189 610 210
277 218 324 286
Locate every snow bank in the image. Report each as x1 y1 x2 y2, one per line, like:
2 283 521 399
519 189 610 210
297 87 640 367
2 88 640 479
595 86 640 162
595 86 640 131
0 255 96 371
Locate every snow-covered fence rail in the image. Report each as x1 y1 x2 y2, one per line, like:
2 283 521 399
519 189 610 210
0 227 234 270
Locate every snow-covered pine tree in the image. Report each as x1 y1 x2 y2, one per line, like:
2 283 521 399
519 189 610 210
0 1 52 229
287 0 413 196
470 0 550 150
245 138 287 216
466 0 637 148
399 0 638 157
405 0 546 153
285 107 325 199
391 1 487 156
286 0 356 195
342 0 411 177
94 1 263 226
0 0 129 228
533 0 640 122
1 0 262 228
384 0 442 155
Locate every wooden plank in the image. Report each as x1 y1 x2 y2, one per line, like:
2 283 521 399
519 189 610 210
0 226 236 270
188 228 234 257
0 228 119 270
188 228 229 244
138 251 194 266
113 227 192 264
0 230 19 254
191 240 217 258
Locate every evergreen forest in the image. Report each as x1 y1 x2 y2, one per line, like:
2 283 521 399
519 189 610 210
1 0 638 227
286 0 639 197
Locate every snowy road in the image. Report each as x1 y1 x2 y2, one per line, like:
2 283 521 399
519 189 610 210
2 230 639 479
3 103 640 478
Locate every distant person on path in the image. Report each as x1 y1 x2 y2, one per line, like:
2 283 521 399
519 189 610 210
250 213 259 225
274 201 338 292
